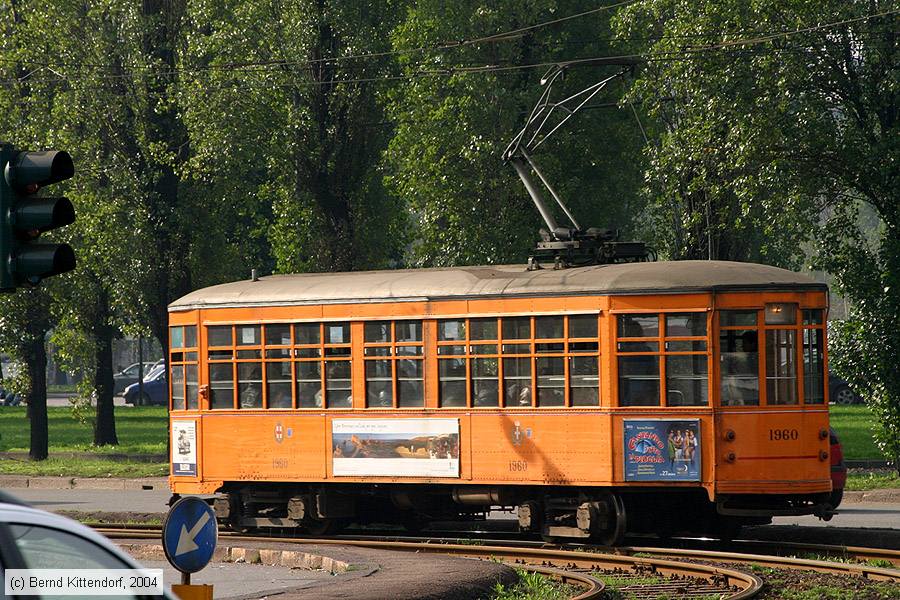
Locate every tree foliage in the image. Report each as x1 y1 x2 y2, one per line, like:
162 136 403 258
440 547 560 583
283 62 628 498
615 0 899 459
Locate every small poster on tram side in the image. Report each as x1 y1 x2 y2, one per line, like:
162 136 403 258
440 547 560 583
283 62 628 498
171 420 197 476
332 418 460 477
623 419 701 482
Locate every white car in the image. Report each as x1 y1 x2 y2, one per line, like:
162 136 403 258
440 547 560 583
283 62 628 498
0 491 176 599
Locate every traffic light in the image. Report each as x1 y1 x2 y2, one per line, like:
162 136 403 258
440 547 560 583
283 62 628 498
0 143 76 291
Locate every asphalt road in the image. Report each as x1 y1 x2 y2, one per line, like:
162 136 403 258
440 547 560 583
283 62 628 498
8 487 900 531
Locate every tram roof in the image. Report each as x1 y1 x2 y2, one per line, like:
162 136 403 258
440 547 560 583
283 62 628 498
170 260 825 311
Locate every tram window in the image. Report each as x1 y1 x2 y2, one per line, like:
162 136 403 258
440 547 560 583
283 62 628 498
296 361 322 408
237 362 263 408
439 358 467 407
209 363 234 409
472 344 497 355
397 345 423 355
472 358 499 407
295 323 320 345
326 361 352 408
208 325 233 347
666 340 706 352
618 355 660 406
171 327 184 349
568 315 598 339
266 362 292 408
502 317 530 340
666 313 706 337
502 343 530 354
618 314 659 338
439 320 466 341
365 322 391 343
766 330 797 404
570 356 599 406
721 311 757 327
185 326 197 348
803 328 825 404
265 324 291 346
186 364 198 410
237 349 261 359
171 365 185 408
397 359 424 407
366 360 393 407
618 341 659 353
536 357 565 406
237 326 260 346
719 329 759 406
326 323 350 345
396 320 422 342
803 309 824 325
439 344 466 355
535 316 564 340
503 358 532 406
666 355 708 406
470 318 497 340
765 303 797 326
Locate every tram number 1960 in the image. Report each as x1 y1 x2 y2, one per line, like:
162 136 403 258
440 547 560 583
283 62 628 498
768 428 799 441
509 460 528 472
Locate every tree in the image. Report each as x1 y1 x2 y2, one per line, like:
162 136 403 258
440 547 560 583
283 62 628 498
180 0 407 274
386 0 646 267
614 0 899 460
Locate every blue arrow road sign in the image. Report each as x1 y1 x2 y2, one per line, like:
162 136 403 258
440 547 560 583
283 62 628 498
162 497 218 574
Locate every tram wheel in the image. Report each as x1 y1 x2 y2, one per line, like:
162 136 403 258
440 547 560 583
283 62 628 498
594 493 626 546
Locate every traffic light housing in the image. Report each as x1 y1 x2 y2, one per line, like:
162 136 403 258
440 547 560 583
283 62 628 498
0 144 76 291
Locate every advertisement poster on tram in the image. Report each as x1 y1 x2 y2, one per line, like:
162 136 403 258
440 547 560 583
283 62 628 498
332 418 460 477
623 419 700 481
171 420 197 476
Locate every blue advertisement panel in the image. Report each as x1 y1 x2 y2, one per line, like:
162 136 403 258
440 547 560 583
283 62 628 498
623 419 701 481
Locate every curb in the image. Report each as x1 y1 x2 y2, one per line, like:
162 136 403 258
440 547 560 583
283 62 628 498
842 488 900 504
0 475 168 491
122 542 363 574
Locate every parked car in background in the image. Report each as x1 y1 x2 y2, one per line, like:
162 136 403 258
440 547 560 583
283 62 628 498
0 491 176 599
122 364 168 406
829 427 847 509
112 361 157 394
829 372 864 404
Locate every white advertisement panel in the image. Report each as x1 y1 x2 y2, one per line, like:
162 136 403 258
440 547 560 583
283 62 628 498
171 420 197 476
332 418 460 477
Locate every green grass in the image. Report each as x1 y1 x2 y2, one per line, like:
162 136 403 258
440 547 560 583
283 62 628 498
0 406 167 455
487 570 578 600
845 470 900 491
0 457 167 478
828 405 883 460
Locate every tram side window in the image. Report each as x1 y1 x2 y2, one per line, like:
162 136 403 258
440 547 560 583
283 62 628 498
719 311 760 406
364 320 424 408
803 310 825 404
617 314 660 406
766 329 798 405
170 325 198 410
292 322 352 409
664 313 708 407
209 363 234 409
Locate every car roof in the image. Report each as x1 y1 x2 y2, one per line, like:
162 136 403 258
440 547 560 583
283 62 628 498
0 501 145 569
170 260 827 311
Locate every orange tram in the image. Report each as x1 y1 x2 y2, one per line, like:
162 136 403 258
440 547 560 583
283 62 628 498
167 260 833 543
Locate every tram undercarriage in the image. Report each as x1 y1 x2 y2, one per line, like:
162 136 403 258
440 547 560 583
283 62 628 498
188 483 817 544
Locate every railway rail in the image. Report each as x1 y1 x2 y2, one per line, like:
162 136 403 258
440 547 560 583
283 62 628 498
94 524 900 598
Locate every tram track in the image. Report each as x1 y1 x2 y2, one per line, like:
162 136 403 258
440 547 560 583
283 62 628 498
93 523 900 598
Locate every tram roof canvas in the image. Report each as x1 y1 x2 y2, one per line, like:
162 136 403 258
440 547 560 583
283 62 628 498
169 260 825 311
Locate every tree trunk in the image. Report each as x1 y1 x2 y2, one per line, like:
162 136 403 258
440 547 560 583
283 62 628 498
93 287 118 446
27 336 48 461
